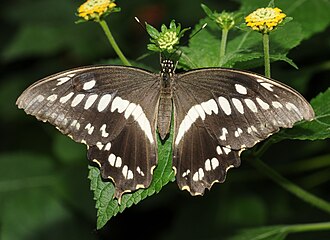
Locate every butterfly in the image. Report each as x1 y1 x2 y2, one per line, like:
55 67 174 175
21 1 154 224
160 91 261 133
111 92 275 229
16 58 314 200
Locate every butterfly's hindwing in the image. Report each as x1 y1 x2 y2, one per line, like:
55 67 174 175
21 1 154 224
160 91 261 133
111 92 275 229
16 66 160 199
173 68 314 195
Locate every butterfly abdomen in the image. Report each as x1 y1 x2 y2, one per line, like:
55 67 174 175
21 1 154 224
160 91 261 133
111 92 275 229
157 81 173 140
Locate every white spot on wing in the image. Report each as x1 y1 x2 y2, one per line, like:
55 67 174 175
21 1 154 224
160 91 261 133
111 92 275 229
223 145 231 155
47 94 57 102
272 101 282 108
199 168 204 179
193 168 204 181
127 170 133 179
256 97 269 110
211 158 219 170
216 146 222 155
84 94 98 110
244 99 258 113
57 76 71 86
182 169 190 178
232 98 244 114
218 96 231 115
201 99 218 115
104 142 111 151
36 95 45 102
60 92 74 103
108 154 116 166
100 124 109 138
193 172 198 181
96 142 104 150
71 94 85 107
97 94 112 112
234 127 243 137
235 84 247 95
219 128 228 141
251 126 258 132
111 96 130 113
286 102 302 118
260 82 274 91
122 165 128 179
137 167 145 176
85 123 94 135
115 156 122 168
70 120 78 127
205 159 211 171
83 79 96 90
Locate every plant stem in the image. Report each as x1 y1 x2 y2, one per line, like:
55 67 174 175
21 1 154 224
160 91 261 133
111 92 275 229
249 158 330 214
287 221 330 234
98 20 131 66
263 33 271 77
219 28 228 66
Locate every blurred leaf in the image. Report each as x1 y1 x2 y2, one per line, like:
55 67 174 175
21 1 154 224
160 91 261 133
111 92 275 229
0 189 98 240
89 125 174 229
221 195 267 226
2 0 108 61
53 133 85 164
0 79 26 122
229 222 330 240
274 88 330 141
229 225 288 240
0 152 55 192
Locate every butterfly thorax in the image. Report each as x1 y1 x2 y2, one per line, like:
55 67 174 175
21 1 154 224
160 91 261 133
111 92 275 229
157 59 175 139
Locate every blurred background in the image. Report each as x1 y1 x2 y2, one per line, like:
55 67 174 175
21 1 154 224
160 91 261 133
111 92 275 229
1 0 329 239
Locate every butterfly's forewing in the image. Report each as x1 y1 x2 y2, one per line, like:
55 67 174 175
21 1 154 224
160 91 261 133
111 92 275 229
16 66 160 199
173 68 314 195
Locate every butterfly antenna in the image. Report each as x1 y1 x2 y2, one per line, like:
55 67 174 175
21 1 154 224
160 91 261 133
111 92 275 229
135 17 147 32
169 23 207 61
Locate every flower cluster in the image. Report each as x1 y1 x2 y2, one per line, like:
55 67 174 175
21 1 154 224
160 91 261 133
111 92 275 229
146 20 190 53
245 7 286 34
201 4 237 30
77 0 119 21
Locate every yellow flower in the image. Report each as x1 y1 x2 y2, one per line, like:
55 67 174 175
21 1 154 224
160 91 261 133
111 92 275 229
78 0 117 21
157 31 179 52
245 7 286 34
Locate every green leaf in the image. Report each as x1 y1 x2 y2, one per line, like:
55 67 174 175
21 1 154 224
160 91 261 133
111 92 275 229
145 23 160 39
179 19 220 69
201 3 215 20
89 125 175 229
170 19 177 30
274 88 330 141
